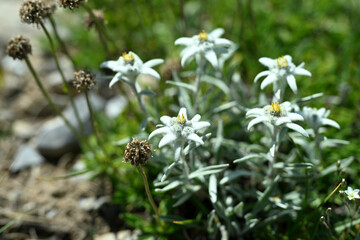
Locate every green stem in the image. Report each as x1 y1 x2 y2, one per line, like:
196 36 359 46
24 56 81 142
81 4 117 54
84 90 109 160
38 19 86 137
193 65 203 113
268 126 279 179
131 83 149 118
136 165 160 224
48 15 76 68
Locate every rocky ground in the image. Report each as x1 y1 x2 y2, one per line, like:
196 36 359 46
0 1 133 239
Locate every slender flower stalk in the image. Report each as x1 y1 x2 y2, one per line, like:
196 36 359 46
38 19 85 136
136 165 160 224
81 3 117 55
48 15 76 68
24 56 81 141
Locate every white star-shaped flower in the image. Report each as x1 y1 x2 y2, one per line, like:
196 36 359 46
100 51 163 88
301 107 340 131
175 28 233 69
246 102 309 137
148 107 210 161
254 55 312 94
345 187 360 200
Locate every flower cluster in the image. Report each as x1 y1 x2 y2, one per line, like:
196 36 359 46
58 0 82 10
254 55 312 94
20 0 55 25
148 108 210 161
124 139 152 166
7 35 32 60
73 70 96 92
175 28 233 69
100 51 163 88
246 102 308 137
300 107 340 131
345 187 360 201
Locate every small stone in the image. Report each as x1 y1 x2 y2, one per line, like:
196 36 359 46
36 93 105 158
105 95 128 119
11 144 45 173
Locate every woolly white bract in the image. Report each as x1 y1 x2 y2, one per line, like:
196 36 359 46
175 28 233 69
254 55 312 94
300 107 340 131
100 51 163 88
246 102 309 137
148 107 210 161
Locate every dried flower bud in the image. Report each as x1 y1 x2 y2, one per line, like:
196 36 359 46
339 190 345 198
7 35 32 60
20 0 54 25
58 0 82 10
326 207 332 216
124 139 152 166
73 70 96 92
84 9 105 29
160 59 182 80
320 216 325 222
341 178 347 188
336 160 341 169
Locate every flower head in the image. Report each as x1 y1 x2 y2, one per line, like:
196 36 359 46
175 28 233 69
246 101 308 137
84 9 105 29
73 70 96 92
100 51 163 88
300 107 340 131
124 139 152 166
20 0 55 25
345 187 360 201
58 0 82 10
254 55 312 94
148 108 210 161
7 35 32 60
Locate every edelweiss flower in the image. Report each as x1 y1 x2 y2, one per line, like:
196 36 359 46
301 107 340 131
175 28 233 69
254 55 312 94
345 187 360 200
100 51 163 88
246 102 308 137
148 108 210 161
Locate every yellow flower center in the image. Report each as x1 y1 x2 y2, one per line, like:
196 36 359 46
176 113 186 124
277 56 288 68
198 30 208 41
122 52 134 63
270 102 282 117
350 193 354 198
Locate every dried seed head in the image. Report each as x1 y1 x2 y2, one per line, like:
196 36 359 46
320 216 325 223
84 9 105 29
20 0 54 25
124 139 152 166
7 35 32 60
326 207 332 216
160 59 181 80
58 0 82 10
73 70 96 92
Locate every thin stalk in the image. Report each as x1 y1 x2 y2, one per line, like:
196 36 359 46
267 126 279 179
193 66 203 112
180 145 190 182
24 56 81 141
38 19 85 137
136 165 160 224
84 90 109 161
314 130 322 162
131 84 149 118
81 4 117 54
48 15 76 68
